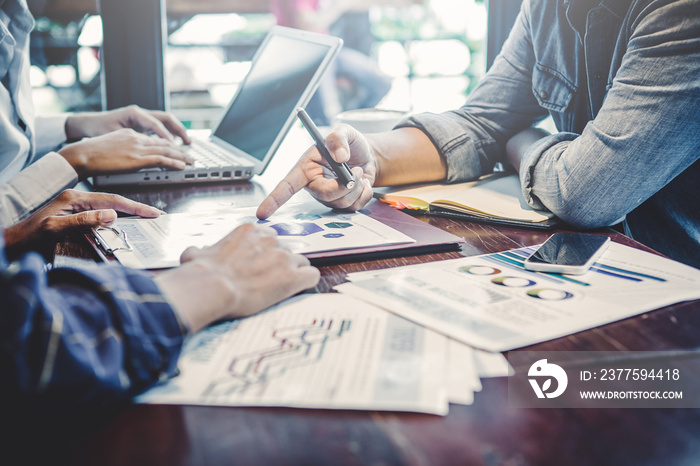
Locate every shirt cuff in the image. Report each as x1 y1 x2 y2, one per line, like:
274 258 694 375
0 152 78 225
396 112 488 183
34 114 69 158
519 132 576 211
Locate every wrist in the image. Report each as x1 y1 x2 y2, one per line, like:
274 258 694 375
57 143 88 180
155 261 239 333
365 134 384 186
3 223 25 251
64 114 85 141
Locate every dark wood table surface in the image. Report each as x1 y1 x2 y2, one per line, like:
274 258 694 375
52 131 700 466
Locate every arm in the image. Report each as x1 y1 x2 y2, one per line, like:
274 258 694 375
58 105 193 181
0 222 319 404
505 127 550 173
396 0 547 183
0 153 78 226
3 190 161 258
257 1 546 217
517 0 700 228
256 125 446 218
65 105 191 144
33 115 70 159
0 232 186 403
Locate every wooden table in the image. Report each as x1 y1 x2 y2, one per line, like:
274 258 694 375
53 130 700 465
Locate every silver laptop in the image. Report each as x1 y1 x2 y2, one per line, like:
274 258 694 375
93 26 342 186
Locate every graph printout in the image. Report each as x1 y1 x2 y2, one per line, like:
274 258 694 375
338 242 700 352
109 202 414 269
137 295 449 415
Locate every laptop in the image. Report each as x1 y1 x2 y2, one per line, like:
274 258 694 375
93 26 343 186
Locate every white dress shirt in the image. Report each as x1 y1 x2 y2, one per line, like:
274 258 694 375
0 0 77 226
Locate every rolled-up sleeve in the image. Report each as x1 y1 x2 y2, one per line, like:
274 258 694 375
0 230 186 404
519 0 700 228
396 0 547 183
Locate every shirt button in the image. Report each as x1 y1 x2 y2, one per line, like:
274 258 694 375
594 72 604 80
540 91 550 100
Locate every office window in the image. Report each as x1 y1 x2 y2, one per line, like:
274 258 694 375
165 0 487 129
28 1 102 114
28 0 492 124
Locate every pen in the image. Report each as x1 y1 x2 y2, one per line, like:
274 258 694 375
296 107 356 190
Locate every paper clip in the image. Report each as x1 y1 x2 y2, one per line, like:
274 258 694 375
93 226 133 253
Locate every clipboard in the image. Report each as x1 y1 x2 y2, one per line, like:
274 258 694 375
90 226 134 264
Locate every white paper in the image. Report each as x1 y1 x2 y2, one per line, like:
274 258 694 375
109 202 414 269
336 242 700 352
447 340 481 405
474 349 512 378
137 294 449 415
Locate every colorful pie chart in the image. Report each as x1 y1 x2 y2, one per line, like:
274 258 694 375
526 288 574 300
458 265 501 276
491 276 537 288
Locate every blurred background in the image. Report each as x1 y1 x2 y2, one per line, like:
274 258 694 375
29 0 488 129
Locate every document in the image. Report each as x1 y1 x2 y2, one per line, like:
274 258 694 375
337 242 700 352
96 202 415 269
137 294 451 415
474 349 513 378
376 173 558 229
447 340 481 405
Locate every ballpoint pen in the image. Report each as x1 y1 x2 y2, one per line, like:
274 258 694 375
296 107 356 190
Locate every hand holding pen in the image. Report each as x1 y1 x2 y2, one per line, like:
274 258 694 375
256 111 377 220
296 108 356 190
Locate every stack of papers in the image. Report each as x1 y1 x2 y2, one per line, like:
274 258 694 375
138 241 699 415
138 294 510 415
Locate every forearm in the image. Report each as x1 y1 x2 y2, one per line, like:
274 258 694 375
1 252 185 403
369 127 447 186
0 153 78 225
505 127 550 172
155 262 235 334
520 0 700 228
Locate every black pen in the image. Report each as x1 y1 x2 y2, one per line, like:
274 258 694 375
296 107 356 190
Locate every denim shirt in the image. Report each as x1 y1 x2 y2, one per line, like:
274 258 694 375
400 0 700 268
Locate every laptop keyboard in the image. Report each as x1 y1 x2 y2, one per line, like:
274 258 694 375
186 140 247 169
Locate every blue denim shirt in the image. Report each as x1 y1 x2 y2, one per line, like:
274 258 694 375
400 0 700 268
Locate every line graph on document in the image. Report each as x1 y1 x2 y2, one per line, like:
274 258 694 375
202 318 352 400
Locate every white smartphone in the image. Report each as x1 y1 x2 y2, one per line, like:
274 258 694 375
524 232 611 275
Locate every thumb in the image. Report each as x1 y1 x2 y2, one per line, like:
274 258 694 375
97 209 118 225
180 246 202 263
71 209 117 228
44 209 117 237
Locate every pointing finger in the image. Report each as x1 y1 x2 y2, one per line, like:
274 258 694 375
256 167 311 219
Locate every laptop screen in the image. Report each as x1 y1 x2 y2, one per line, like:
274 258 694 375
213 33 332 162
